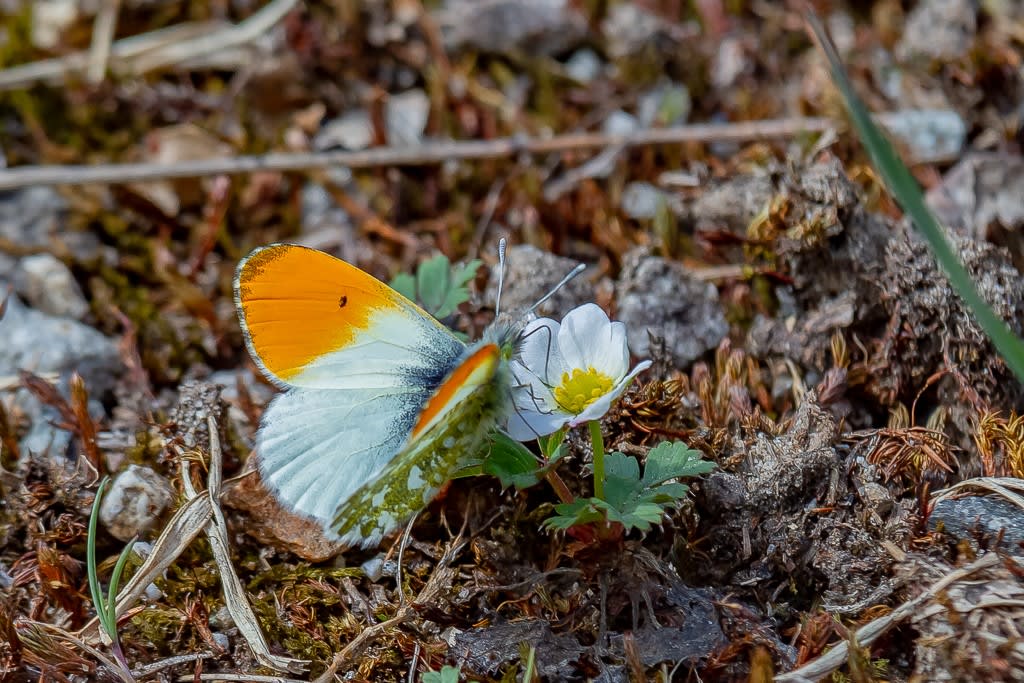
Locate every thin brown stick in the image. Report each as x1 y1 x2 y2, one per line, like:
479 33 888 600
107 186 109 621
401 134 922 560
0 118 832 190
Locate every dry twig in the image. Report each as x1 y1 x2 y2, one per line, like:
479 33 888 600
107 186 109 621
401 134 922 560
0 117 833 190
775 552 1001 682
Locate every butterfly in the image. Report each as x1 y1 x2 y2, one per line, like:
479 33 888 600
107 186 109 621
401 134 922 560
234 243 519 548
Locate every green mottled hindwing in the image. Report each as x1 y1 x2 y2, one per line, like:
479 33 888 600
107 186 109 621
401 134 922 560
332 339 512 547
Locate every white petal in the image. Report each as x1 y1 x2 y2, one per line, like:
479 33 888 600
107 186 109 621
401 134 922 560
570 360 652 425
510 363 557 414
558 303 612 370
581 319 630 379
505 404 572 440
517 317 566 386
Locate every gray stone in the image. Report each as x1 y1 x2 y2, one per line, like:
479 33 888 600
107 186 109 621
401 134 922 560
929 495 1024 549
99 464 175 542
616 249 728 367
602 3 670 58
484 244 591 320
879 109 966 164
896 0 977 62
564 48 602 83
0 294 119 394
13 253 89 319
436 0 587 57
621 181 671 220
314 110 374 151
386 89 430 147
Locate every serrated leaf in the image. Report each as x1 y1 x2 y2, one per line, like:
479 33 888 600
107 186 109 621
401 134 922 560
389 272 417 302
422 666 462 683
416 254 452 315
543 498 606 530
483 432 544 490
435 258 481 318
641 441 715 487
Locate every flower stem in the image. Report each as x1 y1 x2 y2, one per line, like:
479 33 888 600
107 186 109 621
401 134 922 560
588 421 605 500
545 470 575 504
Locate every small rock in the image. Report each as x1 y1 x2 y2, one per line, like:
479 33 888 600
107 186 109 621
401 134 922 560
0 294 120 394
925 153 1024 240
602 110 639 136
929 496 1024 549
602 3 669 58
615 248 728 367
314 110 374 151
0 185 67 256
13 253 89 319
564 48 602 83
484 244 591 319
878 109 966 164
711 36 747 90
211 632 230 652
896 0 977 62
209 606 234 631
436 0 588 57
620 181 671 220
386 89 430 146
99 465 175 542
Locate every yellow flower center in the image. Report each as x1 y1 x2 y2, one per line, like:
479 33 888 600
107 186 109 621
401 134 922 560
553 367 614 414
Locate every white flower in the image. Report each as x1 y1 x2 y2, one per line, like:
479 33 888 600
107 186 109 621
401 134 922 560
505 303 653 440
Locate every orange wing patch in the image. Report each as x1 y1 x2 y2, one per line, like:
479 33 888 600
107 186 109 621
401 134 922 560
411 343 500 439
236 244 404 382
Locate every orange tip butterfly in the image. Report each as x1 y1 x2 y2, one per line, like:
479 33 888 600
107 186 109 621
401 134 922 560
234 243 546 548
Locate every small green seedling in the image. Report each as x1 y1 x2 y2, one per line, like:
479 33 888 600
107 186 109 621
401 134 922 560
87 476 138 679
391 253 482 321
543 441 714 532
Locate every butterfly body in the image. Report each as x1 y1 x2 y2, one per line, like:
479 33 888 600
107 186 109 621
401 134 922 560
234 244 515 548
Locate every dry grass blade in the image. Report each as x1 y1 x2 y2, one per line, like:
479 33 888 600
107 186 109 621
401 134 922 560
0 0 298 90
192 416 309 674
21 620 133 683
775 552 1001 682
78 494 213 644
931 477 1024 509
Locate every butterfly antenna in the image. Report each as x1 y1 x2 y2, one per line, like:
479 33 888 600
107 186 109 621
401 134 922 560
494 238 508 318
527 262 587 316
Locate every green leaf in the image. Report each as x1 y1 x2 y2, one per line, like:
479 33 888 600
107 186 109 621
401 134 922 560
483 432 545 490
543 442 714 534
422 665 463 683
390 255 482 321
437 258 482 319
642 441 716 487
417 254 451 315
543 498 606 530
389 272 416 302
808 13 1024 385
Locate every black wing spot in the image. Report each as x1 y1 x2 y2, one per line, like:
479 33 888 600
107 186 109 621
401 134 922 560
338 294 348 309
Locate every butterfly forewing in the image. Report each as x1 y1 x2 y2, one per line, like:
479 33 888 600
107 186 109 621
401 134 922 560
234 244 468 534
235 243 463 389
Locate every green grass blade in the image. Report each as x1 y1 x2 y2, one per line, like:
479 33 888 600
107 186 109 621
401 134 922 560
87 476 112 635
106 537 137 633
806 13 1024 384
